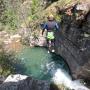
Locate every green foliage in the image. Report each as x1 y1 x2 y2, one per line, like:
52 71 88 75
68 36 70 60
0 0 20 31
0 0 5 12
53 0 73 9
28 0 42 22
0 0 42 32
31 0 39 14
3 9 18 30
55 14 62 22
28 15 39 23
0 47 17 76
0 23 4 31
0 0 5 22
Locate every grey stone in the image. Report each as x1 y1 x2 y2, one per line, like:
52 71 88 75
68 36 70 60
0 75 50 90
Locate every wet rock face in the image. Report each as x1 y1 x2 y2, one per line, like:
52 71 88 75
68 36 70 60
0 75 50 90
55 3 90 80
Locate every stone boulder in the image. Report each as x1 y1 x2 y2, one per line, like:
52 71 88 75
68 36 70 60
0 74 50 90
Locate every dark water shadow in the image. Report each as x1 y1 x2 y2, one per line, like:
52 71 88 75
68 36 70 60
50 83 59 90
12 58 27 75
50 53 71 75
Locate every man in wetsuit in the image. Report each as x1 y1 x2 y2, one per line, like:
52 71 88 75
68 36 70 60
42 14 59 53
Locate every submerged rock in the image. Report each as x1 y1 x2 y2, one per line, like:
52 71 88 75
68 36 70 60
0 74 50 90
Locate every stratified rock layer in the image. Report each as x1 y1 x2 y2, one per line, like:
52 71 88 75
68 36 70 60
55 3 90 80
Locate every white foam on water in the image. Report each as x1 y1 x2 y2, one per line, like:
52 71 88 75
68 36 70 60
4 74 28 83
52 69 89 90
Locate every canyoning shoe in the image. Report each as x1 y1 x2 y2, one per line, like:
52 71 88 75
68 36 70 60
48 51 50 53
51 49 55 53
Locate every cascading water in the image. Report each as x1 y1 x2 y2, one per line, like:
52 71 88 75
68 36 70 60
52 69 89 90
15 46 89 90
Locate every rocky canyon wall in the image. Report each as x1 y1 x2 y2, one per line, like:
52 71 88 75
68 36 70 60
55 2 90 80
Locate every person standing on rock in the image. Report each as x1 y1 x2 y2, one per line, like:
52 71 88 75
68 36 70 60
42 14 59 53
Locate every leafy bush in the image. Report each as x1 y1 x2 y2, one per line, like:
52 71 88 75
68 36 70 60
0 0 20 32
31 0 39 14
0 46 17 77
1 10 17 31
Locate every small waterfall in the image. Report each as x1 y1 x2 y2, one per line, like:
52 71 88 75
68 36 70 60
15 47 89 90
52 69 89 90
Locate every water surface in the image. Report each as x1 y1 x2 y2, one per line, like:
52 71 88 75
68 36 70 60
15 46 89 90
16 46 69 80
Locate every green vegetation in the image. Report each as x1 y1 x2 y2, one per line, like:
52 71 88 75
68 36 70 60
0 44 17 76
31 0 39 15
0 0 43 32
0 0 80 32
2 9 18 30
0 0 19 32
0 0 66 33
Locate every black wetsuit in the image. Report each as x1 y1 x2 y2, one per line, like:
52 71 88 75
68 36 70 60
42 20 59 50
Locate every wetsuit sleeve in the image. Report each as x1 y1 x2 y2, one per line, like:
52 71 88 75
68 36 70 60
55 23 59 31
42 23 48 35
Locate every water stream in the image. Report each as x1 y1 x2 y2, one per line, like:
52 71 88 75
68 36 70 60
15 46 89 90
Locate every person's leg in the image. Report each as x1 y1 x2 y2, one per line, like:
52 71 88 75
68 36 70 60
51 39 55 52
47 39 52 53
49 40 52 48
47 39 49 48
51 39 55 47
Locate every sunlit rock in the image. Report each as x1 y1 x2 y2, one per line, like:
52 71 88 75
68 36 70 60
4 74 28 83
